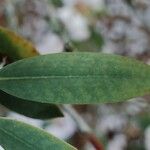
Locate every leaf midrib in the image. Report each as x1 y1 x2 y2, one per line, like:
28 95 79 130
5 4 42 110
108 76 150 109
0 74 142 81
0 74 146 81
0 127 36 150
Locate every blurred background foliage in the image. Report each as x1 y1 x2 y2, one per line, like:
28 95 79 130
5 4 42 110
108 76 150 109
0 0 150 150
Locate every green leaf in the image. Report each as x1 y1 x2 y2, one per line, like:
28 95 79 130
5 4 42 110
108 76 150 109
72 29 104 52
0 117 76 150
0 90 63 119
0 52 149 104
48 0 63 7
136 112 150 130
0 26 39 61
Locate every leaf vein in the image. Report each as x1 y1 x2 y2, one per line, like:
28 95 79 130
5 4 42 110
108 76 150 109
0 127 40 150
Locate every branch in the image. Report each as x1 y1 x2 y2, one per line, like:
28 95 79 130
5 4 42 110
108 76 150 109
59 104 104 150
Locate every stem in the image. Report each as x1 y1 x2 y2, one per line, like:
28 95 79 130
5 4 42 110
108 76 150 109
59 104 104 150
85 133 104 150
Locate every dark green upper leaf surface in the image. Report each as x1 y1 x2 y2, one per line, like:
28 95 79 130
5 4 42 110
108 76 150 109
0 90 63 119
0 117 76 150
0 52 149 104
0 26 39 61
